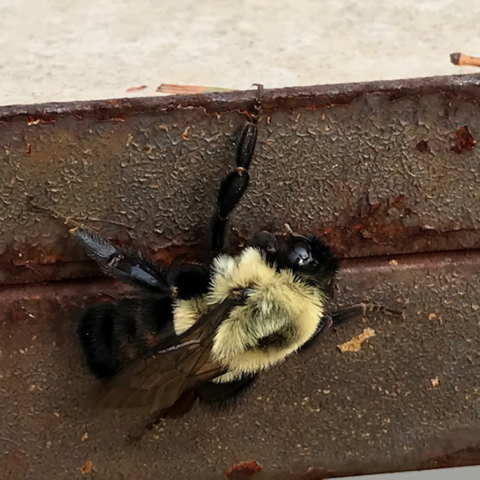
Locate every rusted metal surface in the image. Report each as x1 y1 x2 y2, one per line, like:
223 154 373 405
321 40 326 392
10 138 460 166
1 74 480 285
1 73 480 478
1 251 480 479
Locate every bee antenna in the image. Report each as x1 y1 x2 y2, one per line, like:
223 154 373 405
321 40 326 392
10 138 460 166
28 197 82 229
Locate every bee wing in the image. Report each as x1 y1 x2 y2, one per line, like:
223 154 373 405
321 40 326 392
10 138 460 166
93 297 241 413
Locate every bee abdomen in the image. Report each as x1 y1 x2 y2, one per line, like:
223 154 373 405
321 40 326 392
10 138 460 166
77 296 175 379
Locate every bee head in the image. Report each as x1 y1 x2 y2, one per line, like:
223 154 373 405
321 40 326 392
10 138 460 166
250 228 338 286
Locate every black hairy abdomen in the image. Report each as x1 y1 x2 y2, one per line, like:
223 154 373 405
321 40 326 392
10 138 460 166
77 296 175 379
172 264 211 300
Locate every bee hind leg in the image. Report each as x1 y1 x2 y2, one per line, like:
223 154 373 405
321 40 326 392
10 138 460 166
70 227 172 294
211 84 263 252
196 375 257 408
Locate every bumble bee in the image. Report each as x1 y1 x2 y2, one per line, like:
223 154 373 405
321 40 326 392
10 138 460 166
35 85 388 436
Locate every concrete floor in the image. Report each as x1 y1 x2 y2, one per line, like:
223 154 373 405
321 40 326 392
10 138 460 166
1 0 479 106
341 467 480 480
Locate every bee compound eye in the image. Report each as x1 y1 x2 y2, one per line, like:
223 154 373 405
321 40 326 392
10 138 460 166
288 238 312 266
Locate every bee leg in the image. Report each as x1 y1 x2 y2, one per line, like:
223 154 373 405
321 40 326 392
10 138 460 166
330 302 403 328
196 375 257 406
300 303 402 352
211 84 263 252
298 314 334 351
70 227 172 294
30 200 172 294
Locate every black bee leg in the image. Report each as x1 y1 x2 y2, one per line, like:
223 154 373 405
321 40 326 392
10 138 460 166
30 200 172 293
196 375 257 406
300 303 402 352
70 227 172 294
298 314 334 351
211 84 263 251
330 302 403 328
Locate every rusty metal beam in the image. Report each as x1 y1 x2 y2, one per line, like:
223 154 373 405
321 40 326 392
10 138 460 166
1 251 480 479
1 73 479 285
1 73 480 479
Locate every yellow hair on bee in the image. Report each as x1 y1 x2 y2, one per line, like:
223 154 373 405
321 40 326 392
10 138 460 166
173 296 208 335
173 247 325 383
210 248 324 381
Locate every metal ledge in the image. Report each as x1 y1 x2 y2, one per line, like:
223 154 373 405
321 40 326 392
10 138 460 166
0 74 479 285
1 252 480 479
1 74 480 478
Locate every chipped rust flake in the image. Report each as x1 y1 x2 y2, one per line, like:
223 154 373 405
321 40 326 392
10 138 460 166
225 460 263 479
451 126 477 153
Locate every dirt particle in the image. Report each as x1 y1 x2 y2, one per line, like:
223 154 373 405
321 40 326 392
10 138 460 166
431 377 440 388
81 460 93 474
182 126 190 140
338 328 376 353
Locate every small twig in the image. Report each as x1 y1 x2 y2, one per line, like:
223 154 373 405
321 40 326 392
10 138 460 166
29 198 133 231
450 52 480 67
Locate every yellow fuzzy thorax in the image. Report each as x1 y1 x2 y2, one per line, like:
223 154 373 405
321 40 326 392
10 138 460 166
173 247 325 382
